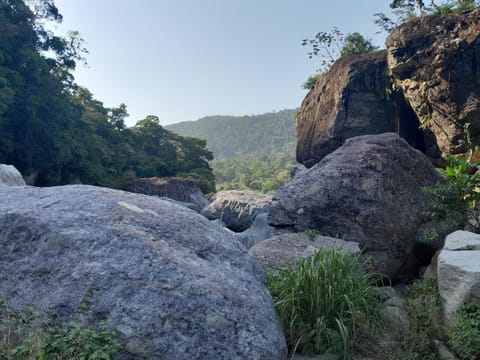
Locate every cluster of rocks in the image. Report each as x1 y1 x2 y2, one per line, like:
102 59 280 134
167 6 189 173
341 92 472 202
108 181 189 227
1 130 479 358
1 9 479 359
0 132 459 359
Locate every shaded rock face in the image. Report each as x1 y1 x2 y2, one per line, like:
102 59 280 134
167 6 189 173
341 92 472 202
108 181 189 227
202 190 272 232
0 164 26 187
268 133 441 279
296 50 404 168
123 177 208 212
297 10 479 168
0 185 287 360
386 9 480 157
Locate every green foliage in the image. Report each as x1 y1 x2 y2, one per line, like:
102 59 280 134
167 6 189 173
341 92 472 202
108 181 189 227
166 110 297 193
266 249 381 358
0 0 215 190
178 169 216 194
448 303 480 360
444 154 480 208
0 301 121 360
166 109 297 159
340 32 379 57
42 323 121 360
375 1 479 33
455 0 479 12
302 28 378 73
420 154 480 245
305 229 321 240
428 0 479 14
0 302 43 360
302 74 320 90
212 150 297 194
390 277 442 360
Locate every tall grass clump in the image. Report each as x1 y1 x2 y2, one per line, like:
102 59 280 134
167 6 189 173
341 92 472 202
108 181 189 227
267 249 381 359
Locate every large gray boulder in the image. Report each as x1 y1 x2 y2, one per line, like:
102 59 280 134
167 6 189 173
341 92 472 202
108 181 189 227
0 185 287 360
0 164 26 187
202 190 272 232
268 133 441 278
438 230 480 325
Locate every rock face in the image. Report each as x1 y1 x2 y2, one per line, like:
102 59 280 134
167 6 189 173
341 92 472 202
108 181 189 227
0 185 287 360
438 230 480 325
202 190 272 232
296 50 399 168
296 10 480 168
268 133 441 278
123 177 209 212
0 164 26 187
250 232 360 271
387 8 480 157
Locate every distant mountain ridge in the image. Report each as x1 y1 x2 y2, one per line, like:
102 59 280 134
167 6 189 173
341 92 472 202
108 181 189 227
166 109 297 159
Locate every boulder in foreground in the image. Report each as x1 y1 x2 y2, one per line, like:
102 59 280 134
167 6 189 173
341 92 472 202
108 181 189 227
0 185 286 360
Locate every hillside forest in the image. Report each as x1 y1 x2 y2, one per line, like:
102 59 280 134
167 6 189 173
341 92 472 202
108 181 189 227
166 110 299 193
0 0 215 192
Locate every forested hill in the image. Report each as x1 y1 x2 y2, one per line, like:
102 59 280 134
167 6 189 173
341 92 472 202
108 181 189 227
166 109 297 159
0 0 215 192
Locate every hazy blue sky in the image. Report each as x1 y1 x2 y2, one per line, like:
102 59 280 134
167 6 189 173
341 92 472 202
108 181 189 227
52 1 392 126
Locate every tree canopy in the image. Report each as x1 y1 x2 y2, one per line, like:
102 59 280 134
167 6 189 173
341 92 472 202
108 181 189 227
167 110 298 193
0 0 215 191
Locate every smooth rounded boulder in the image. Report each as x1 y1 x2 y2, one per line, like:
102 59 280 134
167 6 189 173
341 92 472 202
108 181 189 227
0 164 26 187
0 185 287 360
268 133 441 279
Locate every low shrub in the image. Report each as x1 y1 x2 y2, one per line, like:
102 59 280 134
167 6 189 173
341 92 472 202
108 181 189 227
0 302 43 360
266 249 381 359
305 228 321 240
42 323 121 360
421 154 480 246
449 303 480 360
302 74 320 90
0 301 121 360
